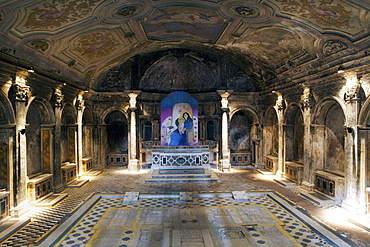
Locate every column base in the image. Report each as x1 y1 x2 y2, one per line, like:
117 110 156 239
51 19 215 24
275 170 284 178
301 181 315 191
342 199 367 214
219 159 230 172
128 159 140 172
10 200 31 218
54 183 65 193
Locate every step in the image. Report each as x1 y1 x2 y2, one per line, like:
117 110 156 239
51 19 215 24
159 168 205 174
67 179 89 188
300 191 336 206
273 178 296 187
37 193 68 207
85 170 102 176
231 165 255 169
144 171 219 183
151 170 212 179
256 169 275 175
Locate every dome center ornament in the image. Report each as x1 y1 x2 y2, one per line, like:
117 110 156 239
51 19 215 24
115 6 138 18
233 6 260 18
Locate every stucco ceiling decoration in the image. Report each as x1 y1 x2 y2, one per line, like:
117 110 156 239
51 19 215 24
0 0 368 88
141 5 228 43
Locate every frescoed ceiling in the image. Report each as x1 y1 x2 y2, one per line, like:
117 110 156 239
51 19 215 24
0 0 369 91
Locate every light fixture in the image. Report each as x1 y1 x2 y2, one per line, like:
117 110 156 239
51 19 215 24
27 67 34 73
337 66 344 73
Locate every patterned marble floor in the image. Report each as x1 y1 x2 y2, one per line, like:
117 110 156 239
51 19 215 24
0 168 369 246
51 193 337 247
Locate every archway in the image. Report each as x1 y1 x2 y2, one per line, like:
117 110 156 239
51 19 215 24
105 110 128 166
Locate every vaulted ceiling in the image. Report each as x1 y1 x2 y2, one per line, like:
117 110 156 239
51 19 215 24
0 0 369 93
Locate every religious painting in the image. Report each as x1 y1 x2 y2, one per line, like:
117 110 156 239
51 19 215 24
161 91 198 146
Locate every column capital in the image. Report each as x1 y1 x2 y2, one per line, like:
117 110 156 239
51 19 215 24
217 90 233 109
54 88 64 107
125 90 141 109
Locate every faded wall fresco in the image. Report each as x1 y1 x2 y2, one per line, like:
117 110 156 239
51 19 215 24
26 104 42 175
325 105 345 174
230 112 251 152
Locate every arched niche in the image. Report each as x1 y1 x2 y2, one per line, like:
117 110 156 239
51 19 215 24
230 111 252 152
61 104 77 163
285 104 304 162
82 107 94 158
264 107 278 156
0 91 14 190
314 100 346 175
26 98 55 175
105 110 128 154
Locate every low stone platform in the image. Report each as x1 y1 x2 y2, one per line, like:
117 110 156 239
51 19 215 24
300 191 336 206
143 169 219 183
273 177 296 187
66 179 89 188
256 168 275 175
36 193 68 207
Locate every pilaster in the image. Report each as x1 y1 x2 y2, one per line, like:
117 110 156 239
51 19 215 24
53 88 64 192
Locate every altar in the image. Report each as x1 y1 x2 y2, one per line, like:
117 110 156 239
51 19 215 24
151 145 210 171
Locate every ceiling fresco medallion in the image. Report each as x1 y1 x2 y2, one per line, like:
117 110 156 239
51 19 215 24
70 30 124 61
271 0 364 36
142 5 227 43
14 0 105 34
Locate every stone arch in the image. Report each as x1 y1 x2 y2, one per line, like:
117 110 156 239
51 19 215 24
26 97 55 175
313 98 346 174
358 95 370 188
0 90 15 124
284 103 304 162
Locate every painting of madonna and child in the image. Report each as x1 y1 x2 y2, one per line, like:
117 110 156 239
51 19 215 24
161 91 198 146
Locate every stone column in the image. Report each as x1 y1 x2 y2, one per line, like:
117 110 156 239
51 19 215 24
11 76 30 216
358 127 368 212
53 88 64 192
301 87 315 191
127 91 140 171
341 73 364 212
218 90 232 172
273 91 285 177
76 95 85 176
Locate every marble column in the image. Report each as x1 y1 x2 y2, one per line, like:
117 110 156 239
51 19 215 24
341 73 364 212
11 77 30 216
274 91 285 177
217 90 232 172
76 95 85 176
53 88 64 192
301 87 315 191
127 91 140 171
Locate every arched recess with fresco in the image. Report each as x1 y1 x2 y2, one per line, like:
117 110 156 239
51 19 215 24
229 108 259 167
104 110 128 166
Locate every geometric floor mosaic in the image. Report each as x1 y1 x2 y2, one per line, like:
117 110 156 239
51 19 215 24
45 193 342 247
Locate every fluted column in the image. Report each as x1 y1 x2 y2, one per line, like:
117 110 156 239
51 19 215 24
273 91 285 177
